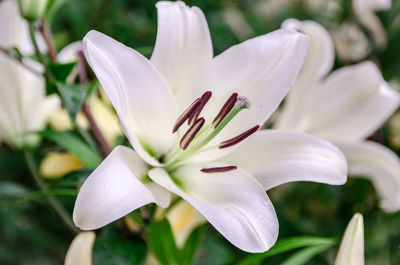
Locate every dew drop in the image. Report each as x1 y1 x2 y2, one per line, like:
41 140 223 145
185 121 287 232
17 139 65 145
105 183 111 189
256 212 264 219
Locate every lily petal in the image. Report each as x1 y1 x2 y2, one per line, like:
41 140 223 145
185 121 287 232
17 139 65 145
148 166 279 253
83 30 176 165
303 61 400 142
73 146 171 230
277 19 334 130
220 130 347 190
64 232 96 265
337 141 400 212
178 29 309 161
334 213 364 265
150 1 213 93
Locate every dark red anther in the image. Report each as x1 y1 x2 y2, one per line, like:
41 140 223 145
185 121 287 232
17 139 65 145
212 93 238 128
180 118 205 150
173 98 201 133
219 125 260 149
188 91 212 125
201 166 237 173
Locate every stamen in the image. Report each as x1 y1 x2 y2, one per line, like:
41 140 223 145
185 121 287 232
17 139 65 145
219 125 260 148
173 98 201 133
180 118 205 150
201 166 237 173
188 91 212 125
212 93 238 128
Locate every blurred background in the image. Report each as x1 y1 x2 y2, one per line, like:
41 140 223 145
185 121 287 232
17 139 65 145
1 0 400 264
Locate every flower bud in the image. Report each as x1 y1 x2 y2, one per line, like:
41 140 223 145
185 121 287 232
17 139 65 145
17 0 49 21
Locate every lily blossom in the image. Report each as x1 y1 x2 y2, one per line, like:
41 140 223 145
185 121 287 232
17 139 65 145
64 232 96 265
73 1 348 252
277 19 400 212
334 213 364 265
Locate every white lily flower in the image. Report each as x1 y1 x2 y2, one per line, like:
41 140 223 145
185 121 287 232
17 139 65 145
73 1 348 252
334 213 364 265
64 232 96 265
0 49 60 149
0 0 45 55
0 0 59 148
277 19 400 212
353 0 391 49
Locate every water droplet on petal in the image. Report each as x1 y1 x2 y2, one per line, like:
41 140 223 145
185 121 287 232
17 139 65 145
105 183 111 189
256 212 264 219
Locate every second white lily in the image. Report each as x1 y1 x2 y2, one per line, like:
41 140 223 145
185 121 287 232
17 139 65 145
277 19 400 212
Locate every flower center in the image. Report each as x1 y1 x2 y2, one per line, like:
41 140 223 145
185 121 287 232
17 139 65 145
163 91 259 171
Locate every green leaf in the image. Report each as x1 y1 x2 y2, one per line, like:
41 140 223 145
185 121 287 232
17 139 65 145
238 236 337 265
93 232 147 265
180 224 206 265
149 219 180 265
280 244 335 265
42 130 102 168
56 82 87 120
49 62 76 82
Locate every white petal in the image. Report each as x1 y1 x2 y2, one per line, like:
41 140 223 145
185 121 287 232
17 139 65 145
150 1 213 93
58 41 83 63
64 232 96 265
337 141 400 212
220 130 347 190
177 29 309 161
83 30 177 165
303 61 400 142
73 146 171 230
148 166 279 253
277 19 334 130
334 213 364 265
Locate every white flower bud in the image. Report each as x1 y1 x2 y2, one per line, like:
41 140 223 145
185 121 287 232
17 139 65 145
17 0 49 21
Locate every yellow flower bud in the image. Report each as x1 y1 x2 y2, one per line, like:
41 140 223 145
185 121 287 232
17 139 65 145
40 152 83 179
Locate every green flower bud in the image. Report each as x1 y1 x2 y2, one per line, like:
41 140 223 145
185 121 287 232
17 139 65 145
17 0 49 21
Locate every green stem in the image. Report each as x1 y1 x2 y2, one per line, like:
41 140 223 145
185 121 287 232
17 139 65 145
28 22 46 66
24 151 79 234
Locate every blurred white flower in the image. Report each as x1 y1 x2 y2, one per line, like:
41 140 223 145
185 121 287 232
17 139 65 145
0 0 45 54
73 1 347 253
0 0 59 149
64 232 96 265
334 213 364 265
332 22 372 62
0 53 60 148
353 0 391 48
279 19 400 212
